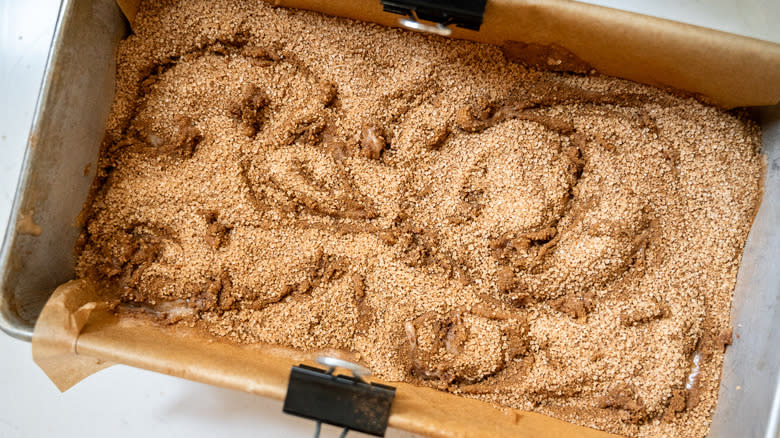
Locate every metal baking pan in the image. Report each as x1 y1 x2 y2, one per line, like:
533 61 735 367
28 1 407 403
1 0 777 436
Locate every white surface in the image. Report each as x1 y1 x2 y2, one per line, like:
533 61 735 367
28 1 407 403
0 1 778 437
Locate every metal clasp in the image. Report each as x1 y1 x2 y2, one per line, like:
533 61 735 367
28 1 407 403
398 11 453 37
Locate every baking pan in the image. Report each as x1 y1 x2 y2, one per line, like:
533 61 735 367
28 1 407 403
1 0 778 436
0 0 126 341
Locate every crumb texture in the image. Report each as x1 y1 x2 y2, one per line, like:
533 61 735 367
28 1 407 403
75 1 763 437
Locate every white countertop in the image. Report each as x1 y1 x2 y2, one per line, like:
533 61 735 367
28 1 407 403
1 1 778 437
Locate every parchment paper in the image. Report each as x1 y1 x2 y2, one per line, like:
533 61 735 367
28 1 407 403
31 280 113 391
33 280 617 438
115 0 780 108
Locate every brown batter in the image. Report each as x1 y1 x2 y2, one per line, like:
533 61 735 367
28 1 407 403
75 1 764 437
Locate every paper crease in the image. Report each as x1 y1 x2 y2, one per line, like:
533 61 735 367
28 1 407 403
32 280 114 392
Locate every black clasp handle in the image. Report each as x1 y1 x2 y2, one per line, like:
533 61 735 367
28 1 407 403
283 357 396 437
381 0 487 32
